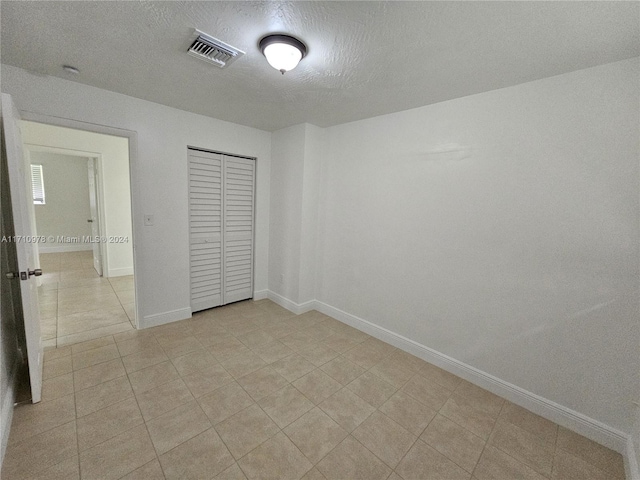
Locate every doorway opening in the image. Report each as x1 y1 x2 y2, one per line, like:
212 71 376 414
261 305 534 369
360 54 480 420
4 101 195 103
22 120 137 348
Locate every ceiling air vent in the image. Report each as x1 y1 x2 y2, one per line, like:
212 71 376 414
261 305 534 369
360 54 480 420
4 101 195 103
187 30 245 68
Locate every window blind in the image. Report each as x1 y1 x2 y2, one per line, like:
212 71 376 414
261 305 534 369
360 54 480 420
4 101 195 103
31 164 45 204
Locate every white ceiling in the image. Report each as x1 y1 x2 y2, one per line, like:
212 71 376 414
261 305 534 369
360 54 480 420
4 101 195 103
1 1 638 131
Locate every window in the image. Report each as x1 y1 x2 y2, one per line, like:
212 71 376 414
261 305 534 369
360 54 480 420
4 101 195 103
31 164 45 205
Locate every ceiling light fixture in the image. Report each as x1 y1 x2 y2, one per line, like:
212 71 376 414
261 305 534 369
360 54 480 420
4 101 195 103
259 34 307 75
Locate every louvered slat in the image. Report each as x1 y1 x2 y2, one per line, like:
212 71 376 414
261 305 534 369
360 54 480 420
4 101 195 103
223 156 254 304
189 150 222 312
189 149 254 311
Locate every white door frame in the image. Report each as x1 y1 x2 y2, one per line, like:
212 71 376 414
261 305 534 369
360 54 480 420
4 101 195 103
24 144 108 269
20 111 140 328
87 157 104 276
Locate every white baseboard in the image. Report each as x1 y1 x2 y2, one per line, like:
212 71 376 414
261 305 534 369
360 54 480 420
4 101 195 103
253 289 269 301
627 437 640 480
0 363 17 476
141 307 191 329
39 244 93 253
134 290 635 469
313 299 630 454
267 291 632 459
267 290 315 315
106 267 134 278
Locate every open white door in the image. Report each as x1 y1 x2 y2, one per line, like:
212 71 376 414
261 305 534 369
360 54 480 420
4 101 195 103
1 93 43 403
87 158 103 276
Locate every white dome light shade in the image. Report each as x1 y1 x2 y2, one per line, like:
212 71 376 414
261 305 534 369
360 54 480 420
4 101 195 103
264 43 302 73
259 34 307 74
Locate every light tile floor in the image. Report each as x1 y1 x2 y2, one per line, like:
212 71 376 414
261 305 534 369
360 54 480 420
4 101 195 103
37 251 135 348
4 300 625 479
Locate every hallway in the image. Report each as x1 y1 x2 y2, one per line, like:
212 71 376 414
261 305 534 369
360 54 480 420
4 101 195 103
38 251 135 348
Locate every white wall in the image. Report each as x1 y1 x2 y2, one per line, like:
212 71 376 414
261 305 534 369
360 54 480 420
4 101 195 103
299 125 324 304
315 57 639 435
1 64 271 328
269 123 324 306
633 406 640 475
269 124 305 302
23 124 133 275
267 59 639 443
29 152 92 252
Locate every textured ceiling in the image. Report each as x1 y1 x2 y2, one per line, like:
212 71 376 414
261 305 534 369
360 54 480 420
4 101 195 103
1 1 638 131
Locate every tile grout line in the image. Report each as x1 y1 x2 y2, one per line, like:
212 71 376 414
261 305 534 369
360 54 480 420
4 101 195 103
490 415 558 478
188 322 245 471
272 334 412 474
215 357 326 476
124 324 226 474
72 358 82 480
213 325 309 469
344 365 424 473
30 298 625 480
478 403 613 479
43 254 133 348
163 315 330 475
78 330 161 479
123 354 165 480
469 399 508 480
416 382 497 476
386 387 445 477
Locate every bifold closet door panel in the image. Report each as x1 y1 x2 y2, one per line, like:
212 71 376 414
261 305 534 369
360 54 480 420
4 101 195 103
222 155 255 304
188 149 222 312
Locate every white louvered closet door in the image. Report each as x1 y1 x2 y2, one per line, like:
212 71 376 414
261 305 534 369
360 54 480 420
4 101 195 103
189 150 223 312
222 155 255 304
